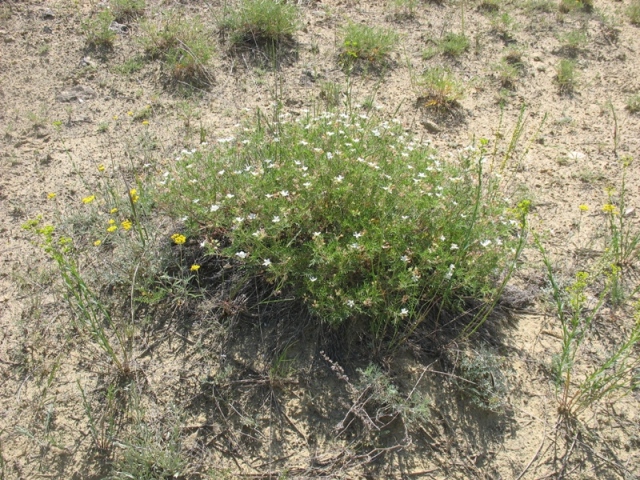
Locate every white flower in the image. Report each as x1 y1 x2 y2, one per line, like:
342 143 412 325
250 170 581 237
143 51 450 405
218 170 225 176
303 182 312 188
480 240 492 248
346 300 355 308
210 204 220 212
313 231 321 238
400 255 410 263
309 276 317 282
400 308 409 317
450 244 459 250
248 213 257 220
226 193 235 199
236 251 248 259
326 152 334 159
272 215 281 223
353 232 363 239
262 259 272 267
350 243 360 249
280 190 289 197
335 175 344 183
192 199 200 204
234 217 245 223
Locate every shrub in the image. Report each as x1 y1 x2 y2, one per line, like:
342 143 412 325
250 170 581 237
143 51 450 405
440 32 470 57
627 94 640 114
140 12 214 85
629 0 640 25
340 23 399 67
220 0 300 46
110 0 145 22
83 9 117 48
159 109 527 337
417 67 465 112
556 59 578 93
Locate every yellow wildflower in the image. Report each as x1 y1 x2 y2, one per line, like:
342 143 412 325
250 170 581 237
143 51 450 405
129 188 139 203
110 208 118 214
142 120 149 126
121 219 132 231
94 240 102 246
108 219 116 225
127 111 133 116
113 115 119 120
47 192 57 200
82 195 96 204
190 264 201 272
578 204 589 212
98 164 105 172
602 204 618 214
171 233 186 245
107 225 117 233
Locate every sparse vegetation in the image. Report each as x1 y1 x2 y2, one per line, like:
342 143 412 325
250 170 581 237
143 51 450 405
110 0 145 22
629 0 640 25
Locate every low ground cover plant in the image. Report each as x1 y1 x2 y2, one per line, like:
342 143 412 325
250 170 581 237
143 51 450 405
417 67 465 113
159 109 527 339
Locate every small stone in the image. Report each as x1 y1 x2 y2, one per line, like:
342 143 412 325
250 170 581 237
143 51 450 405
42 8 55 20
421 118 441 134
43 26 52 34
56 85 97 103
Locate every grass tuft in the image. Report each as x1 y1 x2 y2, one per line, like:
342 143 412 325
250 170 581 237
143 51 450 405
339 23 399 68
220 0 300 47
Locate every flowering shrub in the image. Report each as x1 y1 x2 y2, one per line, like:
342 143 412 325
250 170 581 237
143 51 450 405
160 110 526 336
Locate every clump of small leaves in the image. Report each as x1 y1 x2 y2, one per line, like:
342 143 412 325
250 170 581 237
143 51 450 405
417 67 464 113
490 12 518 40
160 108 527 338
82 9 117 48
479 0 500 12
220 0 300 47
110 0 145 22
556 59 578 93
389 0 419 20
140 12 214 86
440 32 470 57
493 59 520 89
339 23 399 68
627 94 640 114
453 347 509 413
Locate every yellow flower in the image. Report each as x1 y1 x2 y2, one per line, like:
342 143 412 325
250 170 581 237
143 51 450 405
127 111 133 116
107 225 118 233
121 219 132 231
129 188 139 203
110 208 118 214
190 264 201 272
108 219 116 225
171 233 186 245
579 204 589 212
82 195 96 204
142 120 149 126
602 204 618 214
113 115 119 120
94 240 102 246
47 192 57 200
98 164 105 172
